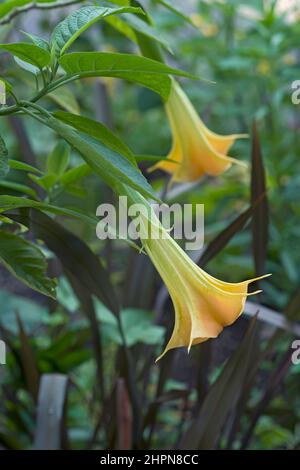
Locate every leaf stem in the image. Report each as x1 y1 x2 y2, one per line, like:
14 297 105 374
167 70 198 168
19 106 48 126
20 101 52 118
0 0 84 26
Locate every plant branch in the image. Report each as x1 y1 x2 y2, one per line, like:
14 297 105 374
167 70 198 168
0 0 85 26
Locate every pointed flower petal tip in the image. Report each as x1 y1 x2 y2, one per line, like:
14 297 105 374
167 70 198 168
264 273 273 279
247 289 263 296
153 269 271 362
152 80 247 183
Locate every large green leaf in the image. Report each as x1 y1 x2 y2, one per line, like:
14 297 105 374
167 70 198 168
60 163 91 186
8 159 43 175
0 229 56 298
1 195 138 249
0 194 97 226
0 42 51 69
53 111 134 163
44 115 159 201
51 5 143 56
0 134 9 180
108 0 130 5
104 15 138 43
59 52 194 99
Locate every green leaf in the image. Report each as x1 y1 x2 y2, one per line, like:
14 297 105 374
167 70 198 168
0 134 9 180
30 140 71 189
46 141 70 176
255 417 293 449
8 191 136 253
8 159 43 175
0 42 51 69
14 56 40 75
59 52 195 99
54 111 134 163
44 115 159 201
60 163 91 186
29 173 58 191
121 13 172 51
64 183 86 199
21 31 50 51
121 308 164 346
51 5 144 56
96 303 164 346
0 229 56 298
108 0 130 5
0 180 37 198
0 194 97 226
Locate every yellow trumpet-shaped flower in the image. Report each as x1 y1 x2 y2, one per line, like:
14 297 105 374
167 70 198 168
145 232 269 361
150 80 247 183
123 186 270 362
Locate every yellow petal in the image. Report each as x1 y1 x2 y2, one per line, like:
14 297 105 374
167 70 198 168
150 80 247 183
144 231 269 362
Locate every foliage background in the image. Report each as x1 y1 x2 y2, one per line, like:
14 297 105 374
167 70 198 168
0 0 299 450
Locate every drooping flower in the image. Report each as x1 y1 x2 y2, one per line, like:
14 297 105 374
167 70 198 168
150 80 247 183
146 232 269 361
123 186 270 362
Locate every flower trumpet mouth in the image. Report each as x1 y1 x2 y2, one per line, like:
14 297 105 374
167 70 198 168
149 80 247 183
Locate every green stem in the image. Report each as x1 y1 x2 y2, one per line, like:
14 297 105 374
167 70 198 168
20 106 48 126
20 101 52 118
30 74 80 103
0 104 19 116
0 74 79 117
0 0 84 26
